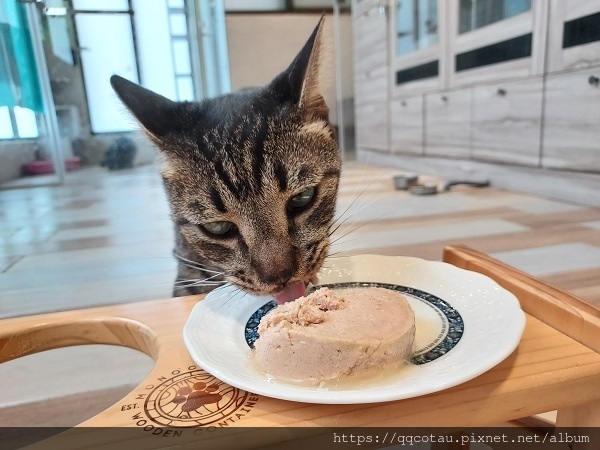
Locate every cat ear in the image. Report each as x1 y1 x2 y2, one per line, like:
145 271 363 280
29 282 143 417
110 75 176 140
269 16 329 120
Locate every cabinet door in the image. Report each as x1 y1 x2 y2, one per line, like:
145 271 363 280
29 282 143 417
353 4 388 74
471 78 543 166
390 96 423 155
425 88 471 158
356 101 389 152
353 1 390 153
449 0 548 87
355 66 388 107
547 0 600 72
542 67 600 172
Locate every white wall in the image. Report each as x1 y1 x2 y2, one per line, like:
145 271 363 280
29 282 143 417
225 13 354 125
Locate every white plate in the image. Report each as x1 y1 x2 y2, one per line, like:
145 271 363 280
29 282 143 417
183 255 525 404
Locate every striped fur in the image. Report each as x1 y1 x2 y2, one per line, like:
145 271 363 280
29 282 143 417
111 19 341 297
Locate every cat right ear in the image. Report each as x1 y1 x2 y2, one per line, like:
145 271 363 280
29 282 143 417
110 75 176 140
268 17 329 120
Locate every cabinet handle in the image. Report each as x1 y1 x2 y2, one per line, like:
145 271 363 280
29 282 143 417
589 75 600 87
497 88 507 96
401 100 407 107
372 0 388 16
441 95 448 102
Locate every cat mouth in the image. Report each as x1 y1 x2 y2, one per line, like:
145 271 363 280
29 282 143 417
274 280 308 305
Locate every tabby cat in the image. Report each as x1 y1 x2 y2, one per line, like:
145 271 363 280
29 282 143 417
110 19 340 304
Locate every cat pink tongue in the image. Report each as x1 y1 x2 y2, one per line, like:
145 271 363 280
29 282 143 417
274 281 306 304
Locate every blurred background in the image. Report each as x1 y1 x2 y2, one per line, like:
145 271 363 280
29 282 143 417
2 0 599 205
0 0 354 188
1 0 600 429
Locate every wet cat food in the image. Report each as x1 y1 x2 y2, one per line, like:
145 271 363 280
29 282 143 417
252 287 415 382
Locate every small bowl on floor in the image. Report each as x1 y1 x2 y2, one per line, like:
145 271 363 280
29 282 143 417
393 174 419 190
410 184 439 195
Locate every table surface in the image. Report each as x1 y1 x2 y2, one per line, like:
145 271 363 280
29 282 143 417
1 246 599 449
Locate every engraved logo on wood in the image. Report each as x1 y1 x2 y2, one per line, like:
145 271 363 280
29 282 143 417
125 366 259 433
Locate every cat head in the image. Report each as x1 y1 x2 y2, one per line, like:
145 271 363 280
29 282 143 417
111 19 341 301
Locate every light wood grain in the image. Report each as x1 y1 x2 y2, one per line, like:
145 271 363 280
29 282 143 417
390 95 423 155
353 0 390 153
357 148 600 207
353 5 388 73
471 77 543 166
448 0 541 88
425 87 471 158
542 66 600 172
389 0 446 96
355 100 390 151
354 66 388 106
547 0 600 73
442 245 600 354
0 247 599 449
454 9 533 54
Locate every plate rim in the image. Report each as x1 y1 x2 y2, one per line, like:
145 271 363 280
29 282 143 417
183 254 526 404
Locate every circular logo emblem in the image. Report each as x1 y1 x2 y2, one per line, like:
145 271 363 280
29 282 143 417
144 370 249 427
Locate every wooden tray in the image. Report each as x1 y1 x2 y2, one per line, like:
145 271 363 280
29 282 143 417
1 246 599 449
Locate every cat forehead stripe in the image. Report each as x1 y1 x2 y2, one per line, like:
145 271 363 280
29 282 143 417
209 187 227 213
274 162 288 192
251 119 268 193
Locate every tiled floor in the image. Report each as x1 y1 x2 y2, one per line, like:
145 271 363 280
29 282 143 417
1 161 600 425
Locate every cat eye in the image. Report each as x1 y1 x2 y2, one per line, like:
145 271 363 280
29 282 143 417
201 221 236 236
289 186 315 210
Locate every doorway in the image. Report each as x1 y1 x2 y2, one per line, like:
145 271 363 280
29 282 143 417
0 0 230 189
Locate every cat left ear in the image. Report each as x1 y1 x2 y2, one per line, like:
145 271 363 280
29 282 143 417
269 16 329 120
110 75 177 141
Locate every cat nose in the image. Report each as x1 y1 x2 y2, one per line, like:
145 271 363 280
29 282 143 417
260 264 296 287
253 247 298 287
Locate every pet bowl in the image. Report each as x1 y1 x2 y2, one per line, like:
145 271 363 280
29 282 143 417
410 184 439 195
393 174 419 190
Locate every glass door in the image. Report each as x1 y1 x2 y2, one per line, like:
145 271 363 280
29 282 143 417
193 0 231 98
1 0 232 189
0 0 65 188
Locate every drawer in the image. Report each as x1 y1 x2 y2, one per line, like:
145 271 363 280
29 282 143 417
354 66 388 106
390 96 423 155
471 78 543 166
355 100 389 151
542 67 600 172
425 88 471 158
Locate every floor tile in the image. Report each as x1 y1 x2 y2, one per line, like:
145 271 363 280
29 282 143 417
491 243 600 277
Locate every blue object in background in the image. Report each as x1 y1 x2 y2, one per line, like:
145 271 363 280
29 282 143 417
0 0 43 113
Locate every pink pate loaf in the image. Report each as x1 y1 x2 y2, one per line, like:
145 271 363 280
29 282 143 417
252 287 415 382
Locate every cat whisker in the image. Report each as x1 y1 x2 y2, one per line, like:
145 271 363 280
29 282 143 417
328 197 381 242
327 211 393 258
210 287 243 314
324 249 352 259
334 152 375 221
329 169 394 240
328 203 389 248
174 271 225 286
172 251 223 274
176 281 227 289
329 177 377 237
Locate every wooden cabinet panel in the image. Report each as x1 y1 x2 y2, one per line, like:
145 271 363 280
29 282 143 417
355 101 389 152
352 1 389 153
548 0 600 72
390 96 423 155
353 7 388 73
355 66 388 106
471 78 543 166
425 88 471 158
542 67 600 172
